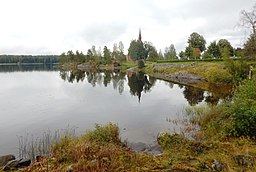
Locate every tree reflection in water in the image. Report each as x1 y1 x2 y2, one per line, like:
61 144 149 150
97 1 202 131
59 69 232 105
59 69 126 94
127 71 156 102
183 86 204 106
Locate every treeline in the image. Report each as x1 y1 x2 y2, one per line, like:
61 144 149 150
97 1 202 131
60 42 126 65
0 55 59 64
60 3 256 65
60 31 254 66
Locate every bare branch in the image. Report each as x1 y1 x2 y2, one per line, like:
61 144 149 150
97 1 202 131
239 3 256 34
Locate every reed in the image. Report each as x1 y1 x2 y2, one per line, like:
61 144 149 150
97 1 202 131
18 126 76 160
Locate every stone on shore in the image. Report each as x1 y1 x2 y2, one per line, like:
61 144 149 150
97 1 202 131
2 159 19 171
0 155 15 167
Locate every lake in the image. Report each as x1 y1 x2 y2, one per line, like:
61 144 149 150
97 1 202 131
0 64 231 156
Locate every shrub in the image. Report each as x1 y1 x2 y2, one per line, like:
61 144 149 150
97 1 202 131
206 67 233 83
85 123 121 145
157 133 189 150
224 58 247 83
137 59 145 68
229 79 256 137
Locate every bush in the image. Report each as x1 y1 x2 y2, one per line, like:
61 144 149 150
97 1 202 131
229 79 256 137
206 67 233 83
85 123 121 145
137 59 145 68
157 133 189 150
224 58 247 83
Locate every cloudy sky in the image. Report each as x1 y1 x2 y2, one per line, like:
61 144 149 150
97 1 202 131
0 0 254 55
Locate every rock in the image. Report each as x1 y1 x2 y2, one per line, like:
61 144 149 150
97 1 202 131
146 144 163 156
18 159 31 167
66 165 74 172
234 155 255 167
171 71 205 82
2 159 19 171
0 155 15 167
127 141 163 156
128 142 148 152
77 64 95 70
211 159 223 171
1 156 31 171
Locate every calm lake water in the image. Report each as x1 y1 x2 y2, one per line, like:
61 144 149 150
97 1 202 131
0 64 231 155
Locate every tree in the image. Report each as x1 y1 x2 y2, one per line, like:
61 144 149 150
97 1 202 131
118 41 124 53
206 41 221 58
144 41 156 59
144 42 159 61
86 49 93 62
103 46 112 64
218 39 234 58
148 50 159 61
192 48 201 59
239 3 256 34
60 52 67 64
187 32 206 52
234 48 245 58
112 42 126 61
75 50 85 63
67 50 75 62
164 44 177 60
244 33 256 59
112 43 119 59
117 41 126 61
158 50 164 60
128 40 146 60
179 51 187 60
185 45 193 59
147 46 159 62
91 45 97 57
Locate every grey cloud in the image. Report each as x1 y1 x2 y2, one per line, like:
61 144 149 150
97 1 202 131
146 0 254 29
80 22 127 45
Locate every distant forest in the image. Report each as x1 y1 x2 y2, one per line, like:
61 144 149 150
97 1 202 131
0 55 59 64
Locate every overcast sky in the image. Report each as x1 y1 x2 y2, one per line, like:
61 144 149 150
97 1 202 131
0 0 255 55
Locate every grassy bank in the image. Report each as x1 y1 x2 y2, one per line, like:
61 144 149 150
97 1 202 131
145 60 256 85
145 61 233 84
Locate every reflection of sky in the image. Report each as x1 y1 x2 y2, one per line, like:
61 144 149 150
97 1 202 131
0 71 190 155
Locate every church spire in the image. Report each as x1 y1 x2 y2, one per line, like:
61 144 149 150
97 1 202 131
138 28 142 42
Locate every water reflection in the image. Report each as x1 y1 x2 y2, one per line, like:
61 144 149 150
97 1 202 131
0 64 58 72
59 69 232 105
183 86 204 106
127 71 156 102
0 65 234 155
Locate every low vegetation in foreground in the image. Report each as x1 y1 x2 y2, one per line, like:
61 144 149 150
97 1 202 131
19 123 170 172
10 79 254 171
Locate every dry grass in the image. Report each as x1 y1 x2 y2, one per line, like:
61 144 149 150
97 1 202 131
16 121 256 172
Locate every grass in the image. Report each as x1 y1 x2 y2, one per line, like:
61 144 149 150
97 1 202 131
157 104 256 171
21 123 171 172
145 60 256 85
145 61 233 83
120 61 137 71
16 117 256 171
18 127 76 160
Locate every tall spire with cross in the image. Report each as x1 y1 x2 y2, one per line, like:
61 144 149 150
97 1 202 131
138 28 142 42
